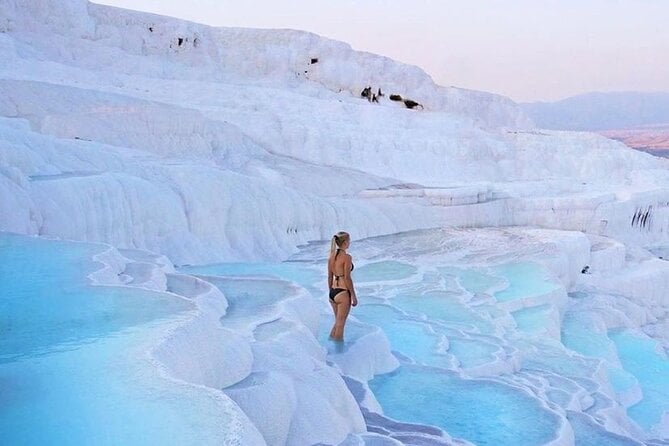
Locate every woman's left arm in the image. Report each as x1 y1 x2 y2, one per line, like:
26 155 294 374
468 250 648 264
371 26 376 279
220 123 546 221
345 255 357 306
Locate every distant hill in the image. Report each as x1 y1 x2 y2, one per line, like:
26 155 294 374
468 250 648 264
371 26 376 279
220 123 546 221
601 124 669 157
521 92 669 131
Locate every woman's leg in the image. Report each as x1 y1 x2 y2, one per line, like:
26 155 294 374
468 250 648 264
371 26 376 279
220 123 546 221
332 291 351 340
329 298 338 338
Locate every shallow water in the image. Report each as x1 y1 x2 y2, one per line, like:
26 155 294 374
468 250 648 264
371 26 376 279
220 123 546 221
491 262 561 302
353 260 417 283
239 245 666 444
0 234 241 445
330 253 663 444
447 337 499 368
180 261 321 291
193 249 668 444
7 230 664 444
391 290 494 334
447 266 505 294
512 304 553 334
0 238 185 362
561 313 618 363
609 329 669 431
353 304 449 367
567 411 644 446
369 365 560 446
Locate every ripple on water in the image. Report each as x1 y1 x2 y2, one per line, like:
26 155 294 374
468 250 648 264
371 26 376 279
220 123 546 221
512 304 554 334
202 276 294 329
369 365 561 446
522 341 601 379
491 262 561 302
561 313 618 363
354 261 417 283
440 266 505 295
392 291 494 334
567 411 644 446
447 338 499 369
560 312 640 396
179 262 321 291
353 304 448 367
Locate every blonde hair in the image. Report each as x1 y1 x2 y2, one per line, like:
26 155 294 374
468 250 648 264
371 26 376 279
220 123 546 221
330 231 350 259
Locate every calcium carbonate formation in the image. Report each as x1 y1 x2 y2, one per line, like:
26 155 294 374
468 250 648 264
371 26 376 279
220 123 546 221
1 1 668 445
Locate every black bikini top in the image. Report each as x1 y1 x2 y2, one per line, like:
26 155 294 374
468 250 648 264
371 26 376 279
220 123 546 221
333 263 353 279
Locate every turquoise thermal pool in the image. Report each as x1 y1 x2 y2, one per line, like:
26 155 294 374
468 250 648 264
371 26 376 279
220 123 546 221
0 234 240 445
6 230 667 445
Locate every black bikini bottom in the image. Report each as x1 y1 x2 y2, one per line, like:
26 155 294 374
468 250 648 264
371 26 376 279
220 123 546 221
329 288 348 301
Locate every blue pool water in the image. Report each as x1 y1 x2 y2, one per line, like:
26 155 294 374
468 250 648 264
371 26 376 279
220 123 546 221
353 260 417 282
6 228 666 445
342 256 664 443
203 276 294 318
347 260 566 445
391 290 494 334
491 262 561 302
0 238 184 362
0 234 239 445
561 314 618 363
445 267 505 294
512 304 554 334
352 304 449 367
567 411 644 446
369 365 560 446
202 256 666 443
447 337 499 368
179 261 321 291
609 329 669 431
607 367 638 394
561 313 640 395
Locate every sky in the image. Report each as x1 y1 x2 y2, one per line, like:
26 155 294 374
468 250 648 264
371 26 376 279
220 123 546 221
95 0 669 103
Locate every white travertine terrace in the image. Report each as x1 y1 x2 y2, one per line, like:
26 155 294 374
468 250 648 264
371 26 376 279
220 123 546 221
1 0 668 444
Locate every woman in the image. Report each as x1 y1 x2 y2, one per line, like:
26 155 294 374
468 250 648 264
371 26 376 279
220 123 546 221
327 231 357 340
